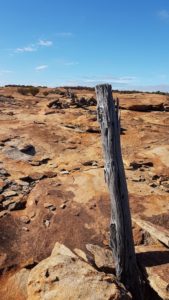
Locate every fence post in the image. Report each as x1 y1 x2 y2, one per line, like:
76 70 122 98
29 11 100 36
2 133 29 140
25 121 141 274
95 84 143 300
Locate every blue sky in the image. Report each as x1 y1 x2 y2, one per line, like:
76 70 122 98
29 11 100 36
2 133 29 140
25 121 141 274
0 0 169 91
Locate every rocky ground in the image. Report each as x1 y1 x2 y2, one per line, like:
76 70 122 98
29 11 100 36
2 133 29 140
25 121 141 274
0 86 168 299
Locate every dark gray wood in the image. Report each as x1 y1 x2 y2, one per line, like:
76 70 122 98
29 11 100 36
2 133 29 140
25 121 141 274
96 84 143 300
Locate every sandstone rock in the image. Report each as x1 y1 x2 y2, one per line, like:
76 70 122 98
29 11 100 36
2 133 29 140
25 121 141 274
0 87 169 299
22 226 29 231
2 196 26 211
133 216 169 247
44 202 56 211
0 168 10 176
136 245 169 300
19 144 36 156
20 215 30 224
86 244 115 271
27 242 131 300
3 190 18 197
44 219 50 227
2 147 32 161
0 210 9 218
82 160 98 166
60 170 69 175
132 225 144 246
60 203 66 209
74 248 88 262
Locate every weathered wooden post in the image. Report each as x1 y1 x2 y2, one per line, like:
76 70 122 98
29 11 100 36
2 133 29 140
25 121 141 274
96 84 142 300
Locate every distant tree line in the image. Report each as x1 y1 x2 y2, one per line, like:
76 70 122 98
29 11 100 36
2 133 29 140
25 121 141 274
3 84 169 96
5 84 47 88
62 86 95 91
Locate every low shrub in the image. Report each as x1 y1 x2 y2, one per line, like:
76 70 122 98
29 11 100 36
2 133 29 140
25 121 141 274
43 91 49 96
17 86 39 96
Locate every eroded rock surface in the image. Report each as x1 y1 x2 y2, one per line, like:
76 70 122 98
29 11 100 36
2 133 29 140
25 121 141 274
27 242 131 300
0 86 169 299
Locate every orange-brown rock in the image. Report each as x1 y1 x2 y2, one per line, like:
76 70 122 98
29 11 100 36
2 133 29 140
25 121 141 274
27 242 131 300
0 86 169 299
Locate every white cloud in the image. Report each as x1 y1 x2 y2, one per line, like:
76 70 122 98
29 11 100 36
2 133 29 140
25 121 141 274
15 39 53 54
35 65 48 71
15 46 37 53
158 9 169 20
38 40 53 47
76 75 137 86
53 75 138 88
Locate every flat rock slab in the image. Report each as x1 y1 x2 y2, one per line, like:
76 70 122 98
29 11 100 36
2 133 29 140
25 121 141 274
132 216 169 247
130 194 169 246
86 243 169 300
136 245 169 300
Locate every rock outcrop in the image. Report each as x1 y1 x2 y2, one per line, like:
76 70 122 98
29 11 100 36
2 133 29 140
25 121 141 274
27 242 131 300
0 86 169 299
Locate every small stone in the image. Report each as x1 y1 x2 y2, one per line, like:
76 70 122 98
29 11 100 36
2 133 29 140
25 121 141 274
30 161 41 166
20 173 44 182
29 211 36 219
92 161 98 166
74 211 80 217
20 215 30 224
49 206 56 211
74 248 88 262
10 184 22 192
3 196 26 211
43 171 57 178
150 183 157 188
86 244 115 271
89 204 97 209
3 190 17 197
22 227 29 231
60 170 69 175
44 202 52 208
60 204 66 209
49 163 58 168
7 202 18 211
44 203 56 211
0 168 10 176
0 211 9 218
44 220 50 227
83 160 96 166
16 180 29 186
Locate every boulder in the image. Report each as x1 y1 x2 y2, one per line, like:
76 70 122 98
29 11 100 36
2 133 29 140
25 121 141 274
27 242 131 300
